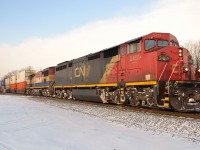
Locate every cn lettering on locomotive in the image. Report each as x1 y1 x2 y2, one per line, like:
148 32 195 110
74 64 86 79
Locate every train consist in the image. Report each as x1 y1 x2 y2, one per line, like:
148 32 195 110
1 32 200 112
1 70 35 93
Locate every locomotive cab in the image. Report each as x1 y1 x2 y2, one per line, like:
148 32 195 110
124 32 200 111
140 33 200 111
143 33 193 81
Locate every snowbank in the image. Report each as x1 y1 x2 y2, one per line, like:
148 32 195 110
0 95 199 150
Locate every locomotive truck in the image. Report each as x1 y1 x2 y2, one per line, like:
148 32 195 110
5 32 200 112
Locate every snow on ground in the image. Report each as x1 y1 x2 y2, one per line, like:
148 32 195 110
0 95 200 150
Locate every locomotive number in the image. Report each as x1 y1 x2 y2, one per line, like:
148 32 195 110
153 33 161 37
130 54 141 62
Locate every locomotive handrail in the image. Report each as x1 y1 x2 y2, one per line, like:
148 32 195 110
168 60 179 81
158 62 168 81
167 60 179 94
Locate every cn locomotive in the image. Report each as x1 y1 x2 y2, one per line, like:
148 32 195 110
3 32 200 112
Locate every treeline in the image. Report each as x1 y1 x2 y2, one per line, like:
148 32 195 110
184 41 200 68
2 66 34 79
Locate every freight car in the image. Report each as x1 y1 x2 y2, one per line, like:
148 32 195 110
4 70 35 94
16 70 35 93
0 80 5 92
10 75 17 93
5 77 10 92
26 32 200 112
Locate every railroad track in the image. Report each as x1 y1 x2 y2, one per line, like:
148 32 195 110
24 95 200 120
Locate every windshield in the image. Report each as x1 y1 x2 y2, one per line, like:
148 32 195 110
145 39 169 51
158 40 168 47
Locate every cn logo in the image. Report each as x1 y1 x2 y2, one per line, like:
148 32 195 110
75 64 86 78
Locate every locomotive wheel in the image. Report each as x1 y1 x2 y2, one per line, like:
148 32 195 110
112 93 125 104
129 96 140 107
100 89 107 103
112 90 120 104
113 95 121 104
63 91 71 100
39 90 43 96
42 89 46 96
46 89 50 97
147 98 154 107
57 92 63 99
67 90 73 100
63 93 67 99
170 95 186 112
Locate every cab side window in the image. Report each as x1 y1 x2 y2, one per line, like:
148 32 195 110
145 40 156 50
121 47 125 56
129 40 141 54
170 40 179 47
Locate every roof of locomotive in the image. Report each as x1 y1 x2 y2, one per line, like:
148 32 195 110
85 34 144 57
42 66 55 72
55 34 146 66
55 32 174 67
28 66 55 77
98 35 144 53
100 32 176 51
57 61 69 66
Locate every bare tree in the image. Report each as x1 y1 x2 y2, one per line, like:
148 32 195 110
19 66 35 72
7 70 18 76
25 66 34 71
2 66 35 80
184 40 200 68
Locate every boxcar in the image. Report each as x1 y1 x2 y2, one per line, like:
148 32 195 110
10 75 17 93
0 79 5 92
5 77 10 92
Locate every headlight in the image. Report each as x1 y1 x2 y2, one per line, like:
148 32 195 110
198 68 200 72
179 49 183 57
158 55 170 61
183 67 189 72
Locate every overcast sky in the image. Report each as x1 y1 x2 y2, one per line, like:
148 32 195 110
0 0 200 79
